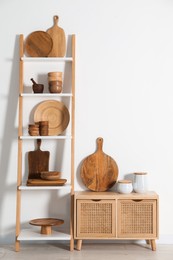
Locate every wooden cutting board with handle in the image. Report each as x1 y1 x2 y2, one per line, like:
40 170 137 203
46 15 66 57
80 137 118 191
28 139 50 179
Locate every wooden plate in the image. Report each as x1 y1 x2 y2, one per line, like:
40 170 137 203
25 31 53 57
34 100 70 135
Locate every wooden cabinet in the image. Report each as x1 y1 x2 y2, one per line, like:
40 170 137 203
74 191 159 251
15 34 75 251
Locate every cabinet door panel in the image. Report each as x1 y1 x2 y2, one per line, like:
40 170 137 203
117 199 157 238
76 199 116 238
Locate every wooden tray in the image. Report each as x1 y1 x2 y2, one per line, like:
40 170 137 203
34 100 70 135
27 178 67 186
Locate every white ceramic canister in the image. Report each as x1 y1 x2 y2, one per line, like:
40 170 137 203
133 172 148 193
117 180 133 194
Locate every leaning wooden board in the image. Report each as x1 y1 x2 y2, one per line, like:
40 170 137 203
25 31 53 57
28 139 50 179
46 15 66 57
80 137 118 191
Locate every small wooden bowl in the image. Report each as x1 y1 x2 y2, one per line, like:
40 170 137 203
40 171 61 180
49 85 62 93
48 80 62 86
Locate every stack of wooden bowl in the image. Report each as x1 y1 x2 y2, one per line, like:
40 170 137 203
39 121 49 136
28 121 49 136
48 72 62 93
28 124 39 136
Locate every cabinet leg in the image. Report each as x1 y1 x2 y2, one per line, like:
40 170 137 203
146 240 151 245
151 239 156 251
76 239 82 251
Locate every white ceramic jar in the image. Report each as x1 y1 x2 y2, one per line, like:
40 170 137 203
133 172 148 193
117 180 133 194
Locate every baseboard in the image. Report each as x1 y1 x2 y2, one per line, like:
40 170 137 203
156 235 173 244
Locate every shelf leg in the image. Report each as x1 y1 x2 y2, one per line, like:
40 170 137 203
76 239 82 251
15 240 20 252
151 239 156 251
70 237 74 251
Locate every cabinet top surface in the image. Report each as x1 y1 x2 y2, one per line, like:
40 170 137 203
74 191 158 199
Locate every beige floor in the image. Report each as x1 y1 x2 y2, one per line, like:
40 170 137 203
0 243 173 260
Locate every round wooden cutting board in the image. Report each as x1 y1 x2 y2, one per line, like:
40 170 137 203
25 31 53 57
80 137 119 191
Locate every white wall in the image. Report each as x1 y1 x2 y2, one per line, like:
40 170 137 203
0 0 173 244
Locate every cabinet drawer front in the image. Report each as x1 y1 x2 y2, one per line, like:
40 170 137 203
117 199 157 238
76 199 116 238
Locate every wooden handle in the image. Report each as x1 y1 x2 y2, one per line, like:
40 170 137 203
96 137 103 151
53 15 59 26
37 139 41 150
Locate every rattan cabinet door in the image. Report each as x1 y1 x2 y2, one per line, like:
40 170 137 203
76 199 116 238
117 199 157 238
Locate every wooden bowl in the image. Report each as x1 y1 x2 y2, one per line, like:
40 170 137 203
48 77 62 80
49 81 62 93
49 80 62 86
40 171 61 180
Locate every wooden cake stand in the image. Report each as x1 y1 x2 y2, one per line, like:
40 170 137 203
29 218 64 235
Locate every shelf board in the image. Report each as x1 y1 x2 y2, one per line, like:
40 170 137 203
17 229 71 241
20 135 72 140
18 183 71 190
21 57 73 62
20 93 72 97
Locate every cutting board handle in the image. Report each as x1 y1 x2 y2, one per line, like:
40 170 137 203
53 15 59 26
37 139 41 150
96 137 103 151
